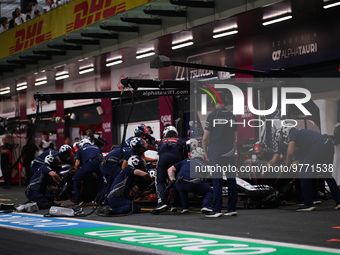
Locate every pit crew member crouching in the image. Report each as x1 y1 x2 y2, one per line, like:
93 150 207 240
30 144 73 174
167 147 213 214
107 155 152 215
25 153 62 209
100 137 147 204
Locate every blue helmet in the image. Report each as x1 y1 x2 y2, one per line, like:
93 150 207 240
129 137 147 156
134 124 149 137
59 144 73 161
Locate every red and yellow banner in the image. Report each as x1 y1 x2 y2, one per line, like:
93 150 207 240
0 0 152 59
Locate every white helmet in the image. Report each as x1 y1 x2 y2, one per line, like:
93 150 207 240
191 147 205 161
280 126 296 145
79 138 91 148
163 126 178 137
189 138 198 151
274 129 282 144
44 152 60 168
127 155 146 171
44 154 55 165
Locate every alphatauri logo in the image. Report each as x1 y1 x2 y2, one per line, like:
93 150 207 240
272 50 281 61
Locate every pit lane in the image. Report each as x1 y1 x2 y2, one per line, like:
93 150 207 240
0 186 340 254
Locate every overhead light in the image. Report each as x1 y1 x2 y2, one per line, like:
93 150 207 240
136 50 155 59
79 66 94 74
0 87 10 95
56 74 69 80
171 40 194 50
16 81 27 91
323 0 340 8
55 72 69 80
262 15 292 26
55 69 69 80
79 58 94 74
106 58 123 67
35 73 47 86
16 85 27 91
35 79 47 86
213 29 238 39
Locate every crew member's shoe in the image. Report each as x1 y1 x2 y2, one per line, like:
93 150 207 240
224 211 237 216
170 207 177 212
181 209 189 214
154 203 168 211
73 207 84 216
205 211 223 218
296 205 316 212
201 207 213 213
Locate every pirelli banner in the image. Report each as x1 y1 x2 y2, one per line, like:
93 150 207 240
0 0 152 59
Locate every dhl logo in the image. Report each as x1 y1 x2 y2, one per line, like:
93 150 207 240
9 20 52 54
66 0 126 32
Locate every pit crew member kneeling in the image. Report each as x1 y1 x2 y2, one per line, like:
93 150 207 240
107 155 153 215
25 154 62 209
167 147 213 214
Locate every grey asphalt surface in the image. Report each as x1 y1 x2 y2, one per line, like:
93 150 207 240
1 185 340 254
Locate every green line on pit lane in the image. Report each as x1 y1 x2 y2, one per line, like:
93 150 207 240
52 226 339 255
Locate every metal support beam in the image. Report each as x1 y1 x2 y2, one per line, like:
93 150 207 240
143 9 187 17
34 79 190 103
120 17 162 25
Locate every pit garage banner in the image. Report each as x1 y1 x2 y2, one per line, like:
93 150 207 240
63 76 101 109
0 0 153 59
253 15 340 70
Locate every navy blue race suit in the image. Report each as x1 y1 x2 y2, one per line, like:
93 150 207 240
74 144 103 205
156 137 188 206
173 158 213 210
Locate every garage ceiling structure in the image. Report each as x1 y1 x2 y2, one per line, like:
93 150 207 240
0 0 284 83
